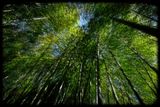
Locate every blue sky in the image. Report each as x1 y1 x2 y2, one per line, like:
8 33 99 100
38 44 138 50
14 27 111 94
79 14 89 27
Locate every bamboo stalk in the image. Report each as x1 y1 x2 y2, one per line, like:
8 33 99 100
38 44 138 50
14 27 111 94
102 56 133 104
130 47 158 73
112 17 158 37
95 34 101 105
108 73 120 104
109 50 144 105
131 9 158 22
102 58 120 104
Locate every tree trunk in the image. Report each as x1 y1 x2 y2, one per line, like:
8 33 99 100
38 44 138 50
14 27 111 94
131 9 158 22
112 17 158 37
79 60 84 104
108 73 120 104
103 59 120 104
95 35 101 105
130 47 158 73
109 50 144 105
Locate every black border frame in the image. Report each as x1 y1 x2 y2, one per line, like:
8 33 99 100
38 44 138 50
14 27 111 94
1 0 159 106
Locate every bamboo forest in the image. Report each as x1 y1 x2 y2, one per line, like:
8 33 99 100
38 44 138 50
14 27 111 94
2 3 158 105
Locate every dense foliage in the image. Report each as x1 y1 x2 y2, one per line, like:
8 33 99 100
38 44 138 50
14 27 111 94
2 3 158 105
